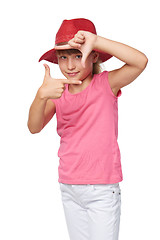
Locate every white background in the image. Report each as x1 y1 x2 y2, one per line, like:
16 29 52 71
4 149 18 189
0 0 159 239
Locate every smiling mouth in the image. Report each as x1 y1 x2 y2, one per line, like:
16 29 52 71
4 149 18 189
67 72 79 77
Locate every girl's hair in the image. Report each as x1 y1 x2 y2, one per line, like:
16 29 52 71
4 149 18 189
93 59 102 74
56 49 102 74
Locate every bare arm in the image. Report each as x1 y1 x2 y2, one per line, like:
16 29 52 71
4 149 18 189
27 64 82 134
27 89 56 134
94 35 148 94
94 35 148 69
55 31 148 95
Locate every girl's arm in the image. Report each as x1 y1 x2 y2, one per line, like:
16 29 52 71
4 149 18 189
95 36 147 69
27 90 56 134
27 64 82 133
55 31 148 94
94 36 148 93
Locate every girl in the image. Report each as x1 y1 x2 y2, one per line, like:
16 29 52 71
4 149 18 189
28 18 148 240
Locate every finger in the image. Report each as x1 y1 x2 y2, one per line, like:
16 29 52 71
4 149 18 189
81 48 92 68
81 53 88 68
74 37 85 44
77 34 85 40
43 64 50 77
54 44 72 50
74 32 85 40
81 59 86 68
55 39 82 50
62 79 82 85
68 39 81 49
76 31 85 39
76 36 85 41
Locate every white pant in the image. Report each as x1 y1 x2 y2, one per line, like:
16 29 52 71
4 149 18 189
59 182 121 240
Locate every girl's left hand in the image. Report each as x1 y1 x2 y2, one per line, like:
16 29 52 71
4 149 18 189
54 31 97 68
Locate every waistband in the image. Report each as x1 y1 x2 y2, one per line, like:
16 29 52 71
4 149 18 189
59 182 119 188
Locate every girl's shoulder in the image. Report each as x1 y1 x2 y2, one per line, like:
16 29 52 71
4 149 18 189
94 70 108 78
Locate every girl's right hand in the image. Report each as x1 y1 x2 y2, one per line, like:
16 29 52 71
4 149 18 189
55 31 97 68
39 64 82 100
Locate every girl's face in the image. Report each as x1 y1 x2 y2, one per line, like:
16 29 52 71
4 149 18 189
56 49 98 81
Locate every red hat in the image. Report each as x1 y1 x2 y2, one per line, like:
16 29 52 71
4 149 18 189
38 18 112 64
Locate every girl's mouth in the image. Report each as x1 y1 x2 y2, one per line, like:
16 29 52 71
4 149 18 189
67 72 79 77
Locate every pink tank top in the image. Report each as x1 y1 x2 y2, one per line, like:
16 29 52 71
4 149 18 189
51 71 123 184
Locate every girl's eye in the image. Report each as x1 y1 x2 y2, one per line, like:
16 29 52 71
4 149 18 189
60 56 67 59
76 55 82 59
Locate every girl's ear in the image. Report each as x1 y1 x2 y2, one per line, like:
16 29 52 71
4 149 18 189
92 52 99 63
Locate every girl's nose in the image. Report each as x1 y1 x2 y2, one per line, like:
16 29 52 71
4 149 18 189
67 58 76 70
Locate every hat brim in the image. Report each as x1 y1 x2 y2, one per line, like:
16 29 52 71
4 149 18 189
38 48 112 64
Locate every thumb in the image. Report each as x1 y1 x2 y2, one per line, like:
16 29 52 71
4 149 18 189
81 53 87 68
43 64 51 78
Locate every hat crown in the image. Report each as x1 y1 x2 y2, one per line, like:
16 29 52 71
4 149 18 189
55 18 97 44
